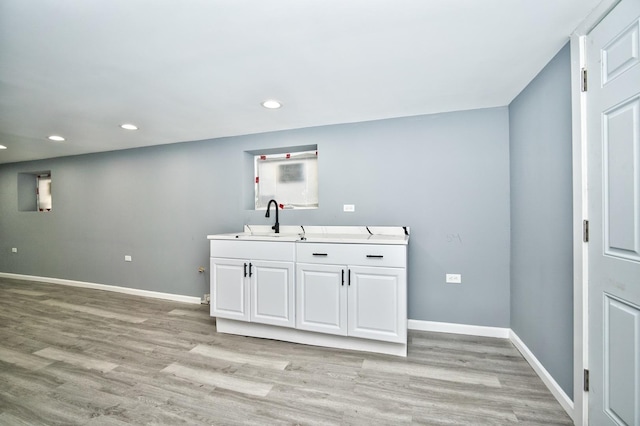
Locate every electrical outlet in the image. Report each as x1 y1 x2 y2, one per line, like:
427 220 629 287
11 248 17 253
202 293 211 305
124 255 132 262
446 273 462 284
343 204 355 212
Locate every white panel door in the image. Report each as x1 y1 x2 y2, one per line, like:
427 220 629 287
588 1 640 424
250 260 295 328
296 263 347 336
210 258 249 321
347 266 406 343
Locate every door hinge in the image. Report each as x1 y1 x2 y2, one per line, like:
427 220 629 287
581 68 588 92
583 369 589 392
583 220 589 243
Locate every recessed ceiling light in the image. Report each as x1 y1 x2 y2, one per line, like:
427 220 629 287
48 135 65 142
120 123 138 130
261 99 282 109
0 145 7 150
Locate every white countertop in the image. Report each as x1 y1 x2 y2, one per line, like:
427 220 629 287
207 225 409 245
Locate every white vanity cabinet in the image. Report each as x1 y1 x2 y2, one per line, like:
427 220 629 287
210 240 295 328
296 243 407 344
208 226 409 356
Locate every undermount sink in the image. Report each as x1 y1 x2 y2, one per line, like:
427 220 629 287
217 225 304 241
206 225 303 242
233 232 302 242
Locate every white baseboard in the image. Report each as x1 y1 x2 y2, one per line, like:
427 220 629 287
0 272 201 304
408 319 510 339
509 330 574 421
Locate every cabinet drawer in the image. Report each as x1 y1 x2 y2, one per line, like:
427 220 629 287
296 243 406 267
210 240 295 262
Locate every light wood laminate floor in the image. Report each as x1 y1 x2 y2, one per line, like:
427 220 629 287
0 278 573 425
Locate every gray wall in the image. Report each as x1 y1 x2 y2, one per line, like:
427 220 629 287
509 43 573 398
0 107 511 327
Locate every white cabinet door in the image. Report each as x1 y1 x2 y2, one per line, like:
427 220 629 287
348 266 406 343
210 257 249 321
250 261 294 328
296 263 347 336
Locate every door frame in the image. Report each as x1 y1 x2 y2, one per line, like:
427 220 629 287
570 1 619 424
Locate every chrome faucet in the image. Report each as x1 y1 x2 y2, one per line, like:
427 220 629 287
265 199 280 233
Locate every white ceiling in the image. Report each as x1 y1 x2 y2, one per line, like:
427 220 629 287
0 0 602 164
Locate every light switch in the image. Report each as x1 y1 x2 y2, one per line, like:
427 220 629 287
343 204 355 212
11 248 17 253
125 255 132 262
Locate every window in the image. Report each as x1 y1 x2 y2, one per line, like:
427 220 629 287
37 174 52 211
255 150 318 210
